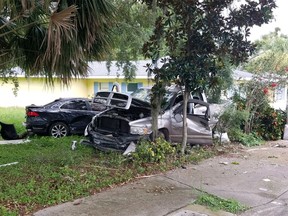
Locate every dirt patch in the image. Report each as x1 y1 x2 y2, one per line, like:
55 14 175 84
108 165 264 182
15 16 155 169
243 140 288 165
213 140 288 165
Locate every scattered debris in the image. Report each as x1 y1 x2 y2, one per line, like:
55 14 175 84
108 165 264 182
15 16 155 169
259 188 268 191
0 162 19 167
219 161 228 165
0 121 28 140
268 155 278 158
231 161 239 165
71 140 77 150
271 201 284 205
274 144 286 148
73 199 83 205
135 174 156 179
0 139 30 145
123 142 136 155
146 186 175 194
263 178 271 182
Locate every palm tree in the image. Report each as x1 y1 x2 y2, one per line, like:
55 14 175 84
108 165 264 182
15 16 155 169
0 0 115 85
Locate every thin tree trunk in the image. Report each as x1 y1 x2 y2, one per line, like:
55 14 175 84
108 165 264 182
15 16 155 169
151 94 161 141
181 90 189 154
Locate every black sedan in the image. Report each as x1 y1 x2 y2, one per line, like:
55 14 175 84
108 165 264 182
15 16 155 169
25 98 106 138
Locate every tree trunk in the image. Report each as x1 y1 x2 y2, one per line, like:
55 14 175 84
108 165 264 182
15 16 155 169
151 94 161 141
181 89 189 154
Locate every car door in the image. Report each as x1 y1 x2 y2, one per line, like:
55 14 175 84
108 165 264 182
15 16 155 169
60 99 98 133
169 99 212 145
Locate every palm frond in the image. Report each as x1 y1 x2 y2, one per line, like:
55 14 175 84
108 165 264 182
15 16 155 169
43 5 77 72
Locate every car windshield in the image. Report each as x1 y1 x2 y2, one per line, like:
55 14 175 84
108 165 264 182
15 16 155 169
131 88 151 102
131 88 177 108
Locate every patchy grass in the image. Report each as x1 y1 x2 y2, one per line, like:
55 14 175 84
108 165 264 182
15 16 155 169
194 192 248 214
0 135 218 216
0 107 26 136
0 107 223 216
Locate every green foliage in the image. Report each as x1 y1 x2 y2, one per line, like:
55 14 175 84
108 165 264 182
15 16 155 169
228 129 263 147
218 79 285 145
195 193 247 214
215 104 263 146
143 0 276 90
206 58 234 104
233 80 287 141
132 137 176 163
109 0 157 61
253 107 286 141
142 0 276 151
0 0 115 85
243 29 288 75
0 207 17 216
215 105 249 133
105 0 159 81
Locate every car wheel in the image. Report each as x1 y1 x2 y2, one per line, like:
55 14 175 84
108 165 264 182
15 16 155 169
158 129 169 141
49 122 69 138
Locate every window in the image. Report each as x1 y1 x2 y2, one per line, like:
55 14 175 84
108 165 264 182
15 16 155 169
61 100 87 110
127 83 138 92
275 86 285 101
99 82 109 91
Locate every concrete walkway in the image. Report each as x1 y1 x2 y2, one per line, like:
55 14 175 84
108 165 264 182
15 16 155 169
33 140 288 216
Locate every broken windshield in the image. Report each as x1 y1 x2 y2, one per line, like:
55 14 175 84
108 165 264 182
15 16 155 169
131 88 176 108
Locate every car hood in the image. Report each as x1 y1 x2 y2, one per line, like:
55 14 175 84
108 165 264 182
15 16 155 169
93 91 151 110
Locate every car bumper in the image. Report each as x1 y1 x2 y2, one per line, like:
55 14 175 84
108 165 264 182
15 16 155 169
24 121 49 134
85 130 148 152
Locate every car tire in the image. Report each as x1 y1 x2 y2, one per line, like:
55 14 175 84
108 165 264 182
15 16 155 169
157 129 169 141
49 122 69 138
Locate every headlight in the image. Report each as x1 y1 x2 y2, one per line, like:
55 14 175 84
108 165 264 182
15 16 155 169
130 126 152 135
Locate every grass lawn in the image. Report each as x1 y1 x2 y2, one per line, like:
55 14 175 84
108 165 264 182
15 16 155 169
0 107 217 216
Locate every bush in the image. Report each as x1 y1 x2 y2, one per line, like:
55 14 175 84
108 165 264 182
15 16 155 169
132 137 176 164
253 108 286 140
228 129 263 147
217 90 286 145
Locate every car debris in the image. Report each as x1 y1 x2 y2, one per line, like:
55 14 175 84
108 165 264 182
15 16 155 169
71 140 77 150
123 141 137 155
0 162 19 168
0 121 28 140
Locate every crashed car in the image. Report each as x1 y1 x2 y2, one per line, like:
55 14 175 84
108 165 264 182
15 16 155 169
25 98 106 138
83 85 213 152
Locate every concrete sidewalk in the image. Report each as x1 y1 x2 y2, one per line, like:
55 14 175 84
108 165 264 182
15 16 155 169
33 140 288 216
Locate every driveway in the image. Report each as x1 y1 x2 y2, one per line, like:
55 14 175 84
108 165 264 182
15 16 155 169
33 140 288 216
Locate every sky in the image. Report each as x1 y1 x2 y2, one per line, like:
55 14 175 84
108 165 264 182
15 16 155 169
249 0 288 41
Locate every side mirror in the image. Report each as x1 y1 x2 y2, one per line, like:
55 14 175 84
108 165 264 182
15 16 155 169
174 113 183 122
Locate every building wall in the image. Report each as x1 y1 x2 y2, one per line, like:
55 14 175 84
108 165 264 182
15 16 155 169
270 85 287 110
1 77 153 107
1 77 89 107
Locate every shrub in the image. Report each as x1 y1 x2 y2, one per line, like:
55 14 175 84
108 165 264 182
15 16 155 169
228 129 263 147
132 137 176 163
218 89 286 144
253 107 286 140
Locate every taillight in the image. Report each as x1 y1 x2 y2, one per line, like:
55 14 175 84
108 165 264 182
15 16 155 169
27 111 39 117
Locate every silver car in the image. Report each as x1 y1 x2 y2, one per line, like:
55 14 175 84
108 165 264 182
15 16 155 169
83 86 212 152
